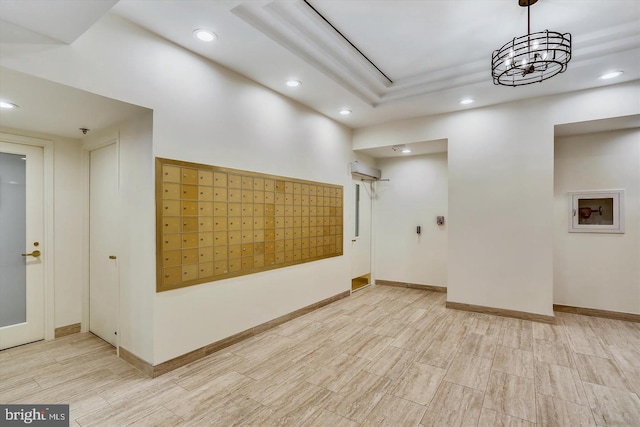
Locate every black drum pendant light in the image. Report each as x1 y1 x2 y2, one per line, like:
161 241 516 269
491 0 572 86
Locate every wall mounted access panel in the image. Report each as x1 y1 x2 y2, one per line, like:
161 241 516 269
156 158 344 292
568 189 625 233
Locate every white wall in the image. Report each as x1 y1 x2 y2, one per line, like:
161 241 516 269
554 129 640 314
0 127 84 330
354 82 640 317
5 10 638 364
83 111 155 361
52 135 84 328
117 112 156 360
374 153 448 287
1 13 353 364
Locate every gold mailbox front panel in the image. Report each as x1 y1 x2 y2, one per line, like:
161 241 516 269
156 158 343 292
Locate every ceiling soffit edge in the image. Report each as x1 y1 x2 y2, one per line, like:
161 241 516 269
574 21 638 49
379 50 640 106
232 1 386 105
386 20 640 87
369 33 640 106
0 19 65 44
232 1 638 109
284 0 391 89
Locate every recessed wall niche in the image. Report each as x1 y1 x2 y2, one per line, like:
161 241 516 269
155 158 344 292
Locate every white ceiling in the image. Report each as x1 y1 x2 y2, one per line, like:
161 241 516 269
110 0 640 128
0 0 638 141
0 67 149 139
0 0 118 44
555 114 640 137
358 139 448 159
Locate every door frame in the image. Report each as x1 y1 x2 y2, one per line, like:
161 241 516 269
82 133 120 347
0 132 55 340
350 178 375 293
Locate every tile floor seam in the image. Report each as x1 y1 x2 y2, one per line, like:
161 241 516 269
3 286 640 426
479 332 496 419
531 324 540 426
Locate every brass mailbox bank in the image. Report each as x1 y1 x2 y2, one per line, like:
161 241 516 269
156 158 343 292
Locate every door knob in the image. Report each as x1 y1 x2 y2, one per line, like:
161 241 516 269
109 255 117 260
21 250 41 257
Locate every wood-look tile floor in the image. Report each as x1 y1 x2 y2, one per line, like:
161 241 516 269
2 285 640 426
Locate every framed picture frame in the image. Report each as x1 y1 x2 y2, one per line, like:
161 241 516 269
568 190 624 233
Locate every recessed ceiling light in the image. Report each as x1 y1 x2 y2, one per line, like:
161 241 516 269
599 71 623 80
460 98 474 105
339 109 352 115
0 101 19 109
401 148 412 154
286 80 301 87
193 29 217 42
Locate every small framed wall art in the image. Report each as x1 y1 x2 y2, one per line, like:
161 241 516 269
568 189 624 233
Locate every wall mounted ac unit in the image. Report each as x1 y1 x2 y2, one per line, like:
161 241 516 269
350 162 381 180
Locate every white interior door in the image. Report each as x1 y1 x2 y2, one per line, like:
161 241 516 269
351 180 372 290
89 143 119 346
0 142 44 350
